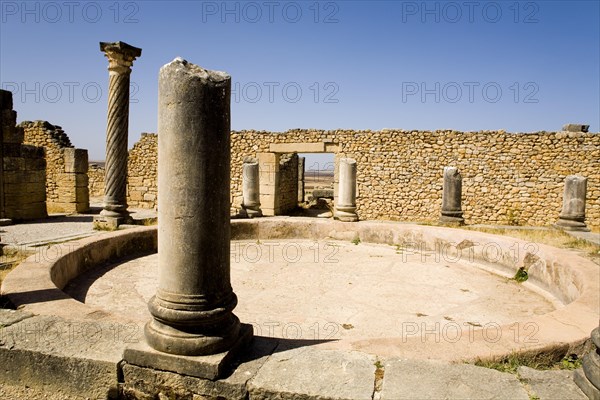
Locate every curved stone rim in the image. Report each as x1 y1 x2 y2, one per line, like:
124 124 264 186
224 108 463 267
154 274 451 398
1 219 597 361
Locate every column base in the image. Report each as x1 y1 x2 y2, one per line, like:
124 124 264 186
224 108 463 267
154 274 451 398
335 207 358 222
440 214 465 225
124 323 254 380
239 206 262 218
554 219 590 232
574 368 600 400
93 215 131 230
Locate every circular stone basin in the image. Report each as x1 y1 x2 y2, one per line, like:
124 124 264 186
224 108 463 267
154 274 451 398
6 218 597 361
66 239 556 350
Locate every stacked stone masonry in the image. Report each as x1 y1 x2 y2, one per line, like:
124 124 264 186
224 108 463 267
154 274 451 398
21 121 89 214
88 164 105 198
127 133 157 209
0 91 47 220
93 129 599 228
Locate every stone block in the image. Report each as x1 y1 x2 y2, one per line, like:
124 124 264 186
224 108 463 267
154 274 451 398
0 89 13 110
24 157 46 171
28 170 46 183
121 336 276 400
76 186 89 202
20 144 45 159
1 142 22 157
129 191 143 201
3 156 24 171
380 359 529 400
63 148 89 173
123 324 254 380
2 127 24 144
257 152 280 173
47 202 74 214
517 366 587 400
93 215 121 230
269 142 325 153
75 201 90 213
0 314 122 399
59 173 88 188
26 182 45 194
26 191 46 204
562 124 590 133
259 193 278 213
312 189 334 199
248 347 376 399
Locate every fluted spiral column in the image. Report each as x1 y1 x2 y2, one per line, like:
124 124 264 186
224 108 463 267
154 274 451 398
99 41 141 221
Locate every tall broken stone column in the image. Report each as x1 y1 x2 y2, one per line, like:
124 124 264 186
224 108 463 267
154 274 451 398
555 175 589 231
440 167 464 224
95 41 141 228
335 158 358 222
240 158 262 218
143 58 250 363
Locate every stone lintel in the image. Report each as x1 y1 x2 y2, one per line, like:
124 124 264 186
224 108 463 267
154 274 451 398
269 142 325 153
123 324 253 380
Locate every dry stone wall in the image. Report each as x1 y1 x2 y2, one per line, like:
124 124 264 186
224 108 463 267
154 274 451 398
230 129 600 228
0 90 47 220
88 164 105 198
127 133 157 209
21 121 89 213
93 129 599 228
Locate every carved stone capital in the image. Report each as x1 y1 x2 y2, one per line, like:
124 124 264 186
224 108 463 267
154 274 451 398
100 41 142 74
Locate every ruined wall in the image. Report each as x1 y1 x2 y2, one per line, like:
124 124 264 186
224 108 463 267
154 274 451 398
88 164 105 198
94 129 600 228
127 133 157 209
278 153 299 214
21 121 89 213
231 129 600 228
0 91 47 220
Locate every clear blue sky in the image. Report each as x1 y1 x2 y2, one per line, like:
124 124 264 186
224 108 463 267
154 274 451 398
1 0 598 164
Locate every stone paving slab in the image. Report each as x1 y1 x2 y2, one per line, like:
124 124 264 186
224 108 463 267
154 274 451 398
0 308 33 326
380 359 529 400
518 366 587 400
0 202 156 248
248 346 377 400
0 314 135 398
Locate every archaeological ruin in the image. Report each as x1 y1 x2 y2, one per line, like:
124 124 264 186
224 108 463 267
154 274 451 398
83 127 600 229
0 46 598 400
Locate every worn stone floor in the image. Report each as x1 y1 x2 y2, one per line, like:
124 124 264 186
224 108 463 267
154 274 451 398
0 212 596 399
66 240 557 346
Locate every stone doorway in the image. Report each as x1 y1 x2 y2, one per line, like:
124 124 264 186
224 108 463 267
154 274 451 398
257 141 340 216
298 152 334 217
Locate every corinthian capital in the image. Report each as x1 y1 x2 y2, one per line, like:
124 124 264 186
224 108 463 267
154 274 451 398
100 41 142 74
